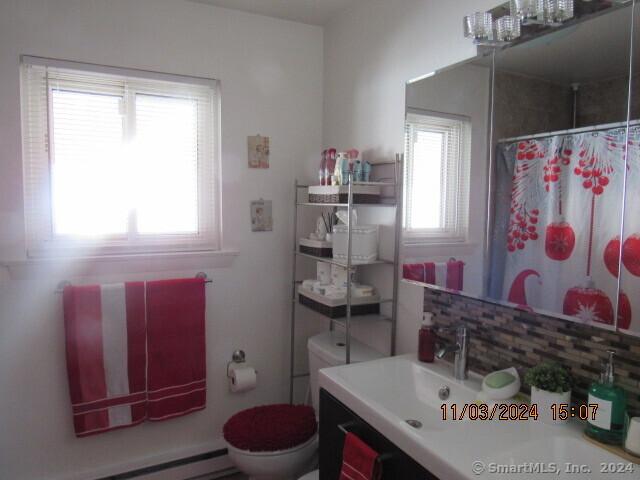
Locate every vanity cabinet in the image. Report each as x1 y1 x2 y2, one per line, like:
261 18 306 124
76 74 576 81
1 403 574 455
319 389 438 480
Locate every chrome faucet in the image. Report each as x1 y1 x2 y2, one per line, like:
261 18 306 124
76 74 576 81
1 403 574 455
436 325 469 380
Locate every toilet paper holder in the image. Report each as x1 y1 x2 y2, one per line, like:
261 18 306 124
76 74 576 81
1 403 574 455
227 350 257 378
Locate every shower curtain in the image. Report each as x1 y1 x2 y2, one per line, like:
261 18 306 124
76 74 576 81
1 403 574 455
491 124 640 332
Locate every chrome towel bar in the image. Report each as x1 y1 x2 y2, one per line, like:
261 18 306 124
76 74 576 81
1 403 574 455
337 421 396 463
54 272 212 293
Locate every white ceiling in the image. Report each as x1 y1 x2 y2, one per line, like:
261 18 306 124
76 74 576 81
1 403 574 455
188 0 363 25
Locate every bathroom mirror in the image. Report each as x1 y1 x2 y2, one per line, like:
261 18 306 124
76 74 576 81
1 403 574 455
619 2 640 336
403 0 638 333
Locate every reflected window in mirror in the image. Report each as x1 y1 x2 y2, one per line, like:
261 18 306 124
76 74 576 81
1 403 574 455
403 111 471 245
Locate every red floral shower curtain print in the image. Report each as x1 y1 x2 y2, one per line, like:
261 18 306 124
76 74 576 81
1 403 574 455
499 125 636 330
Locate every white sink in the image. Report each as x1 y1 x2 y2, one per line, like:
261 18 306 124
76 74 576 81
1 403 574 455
484 436 630 479
319 354 630 480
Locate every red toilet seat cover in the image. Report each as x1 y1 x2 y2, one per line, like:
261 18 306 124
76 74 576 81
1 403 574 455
223 404 317 452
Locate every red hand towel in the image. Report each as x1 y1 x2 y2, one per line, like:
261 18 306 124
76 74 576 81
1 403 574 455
339 432 382 480
146 278 206 421
402 263 425 282
63 283 146 437
446 260 465 291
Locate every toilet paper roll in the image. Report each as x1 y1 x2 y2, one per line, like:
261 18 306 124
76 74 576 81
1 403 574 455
229 364 257 393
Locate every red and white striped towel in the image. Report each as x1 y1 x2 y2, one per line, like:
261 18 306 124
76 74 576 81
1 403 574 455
424 261 464 291
63 278 207 436
146 278 206 421
63 283 147 437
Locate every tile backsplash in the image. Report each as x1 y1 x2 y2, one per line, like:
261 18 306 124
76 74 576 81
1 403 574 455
425 288 640 415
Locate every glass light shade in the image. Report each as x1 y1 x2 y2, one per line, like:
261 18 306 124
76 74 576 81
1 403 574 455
510 0 540 21
463 15 474 38
555 0 574 22
542 0 574 25
495 16 522 42
463 12 494 40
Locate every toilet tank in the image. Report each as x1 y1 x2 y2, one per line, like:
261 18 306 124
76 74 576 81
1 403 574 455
307 331 383 412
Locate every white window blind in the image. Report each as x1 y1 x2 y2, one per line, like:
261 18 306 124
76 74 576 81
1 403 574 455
404 110 471 244
134 94 199 235
51 89 128 236
21 57 220 256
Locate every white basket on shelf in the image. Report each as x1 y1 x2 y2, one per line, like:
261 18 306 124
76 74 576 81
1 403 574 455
332 224 379 264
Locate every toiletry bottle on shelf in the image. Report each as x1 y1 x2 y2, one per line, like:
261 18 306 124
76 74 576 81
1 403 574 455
320 150 327 185
418 312 436 363
334 153 344 186
336 152 350 185
363 161 372 182
341 160 351 185
326 148 337 185
354 160 363 182
585 351 627 445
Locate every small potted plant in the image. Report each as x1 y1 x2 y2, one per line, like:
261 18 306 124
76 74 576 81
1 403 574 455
525 362 572 425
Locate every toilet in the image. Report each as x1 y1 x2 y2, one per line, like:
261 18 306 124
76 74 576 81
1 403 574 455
223 331 383 480
297 470 319 480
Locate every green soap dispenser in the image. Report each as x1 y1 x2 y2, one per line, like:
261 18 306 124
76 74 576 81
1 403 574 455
585 350 627 445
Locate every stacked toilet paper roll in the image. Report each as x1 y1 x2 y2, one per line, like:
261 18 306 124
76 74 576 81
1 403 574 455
228 363 257 393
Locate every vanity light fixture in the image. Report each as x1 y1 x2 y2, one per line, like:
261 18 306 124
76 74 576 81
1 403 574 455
463 0 576 47
463 11 520 47
511 0 575 26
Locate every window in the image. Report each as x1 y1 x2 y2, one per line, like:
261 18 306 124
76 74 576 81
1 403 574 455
403 110 471 244
21 57 220 256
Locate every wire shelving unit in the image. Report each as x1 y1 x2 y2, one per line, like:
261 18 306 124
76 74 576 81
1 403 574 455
288 154 404 403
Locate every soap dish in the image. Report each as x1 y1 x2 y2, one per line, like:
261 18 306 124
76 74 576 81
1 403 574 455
480 367 521 401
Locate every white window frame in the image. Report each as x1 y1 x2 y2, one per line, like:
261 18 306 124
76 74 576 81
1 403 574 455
403 108 471 245
20 56 221 257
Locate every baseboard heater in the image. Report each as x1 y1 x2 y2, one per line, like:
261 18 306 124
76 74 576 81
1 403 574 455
95 448 230 480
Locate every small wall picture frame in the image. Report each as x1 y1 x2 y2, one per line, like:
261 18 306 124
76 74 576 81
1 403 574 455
248 135 270 169
250 199 273 232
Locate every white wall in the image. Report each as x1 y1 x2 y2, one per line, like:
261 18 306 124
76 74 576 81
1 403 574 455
322 0 496 354
0 1 322 479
